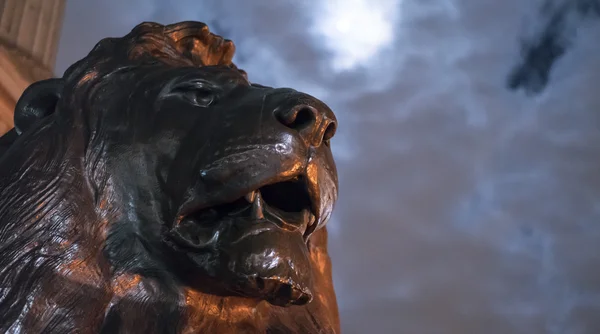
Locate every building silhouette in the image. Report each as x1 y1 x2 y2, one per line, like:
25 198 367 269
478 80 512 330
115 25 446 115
0 0 66 135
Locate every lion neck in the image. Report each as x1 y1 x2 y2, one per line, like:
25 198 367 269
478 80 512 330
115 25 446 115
98 258 338 334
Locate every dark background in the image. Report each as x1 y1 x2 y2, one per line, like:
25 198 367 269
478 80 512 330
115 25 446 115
55 1 600 333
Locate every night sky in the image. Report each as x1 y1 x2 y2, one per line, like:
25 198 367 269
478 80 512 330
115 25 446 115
55 1 600 333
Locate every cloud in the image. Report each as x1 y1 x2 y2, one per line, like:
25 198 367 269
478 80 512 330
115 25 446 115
325 0 600 332
507 0 600 94
310 0 401 71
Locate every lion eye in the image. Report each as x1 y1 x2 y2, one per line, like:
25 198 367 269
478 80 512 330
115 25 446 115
186 89 215 107
171 82 216 107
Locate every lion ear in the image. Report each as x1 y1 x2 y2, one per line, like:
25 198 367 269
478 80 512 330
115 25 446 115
14 78 64 135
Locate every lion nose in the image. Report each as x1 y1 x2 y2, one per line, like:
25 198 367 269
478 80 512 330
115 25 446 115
274 104 337 147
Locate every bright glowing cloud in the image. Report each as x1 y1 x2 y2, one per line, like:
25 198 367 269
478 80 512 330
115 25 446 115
311 0 401 71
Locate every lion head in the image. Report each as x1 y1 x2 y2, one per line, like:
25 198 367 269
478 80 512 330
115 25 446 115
0 21 339 333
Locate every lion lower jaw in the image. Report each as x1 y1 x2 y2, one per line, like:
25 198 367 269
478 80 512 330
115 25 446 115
165 214 314 307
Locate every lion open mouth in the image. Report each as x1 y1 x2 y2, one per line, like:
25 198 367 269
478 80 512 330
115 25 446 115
173 176 317 244
167 176 318 306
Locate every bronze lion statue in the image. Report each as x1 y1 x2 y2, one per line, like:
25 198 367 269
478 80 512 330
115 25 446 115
0 21 339 333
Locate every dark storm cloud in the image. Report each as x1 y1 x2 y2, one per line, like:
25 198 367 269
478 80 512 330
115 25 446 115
508 0 600 94
55 1 600 333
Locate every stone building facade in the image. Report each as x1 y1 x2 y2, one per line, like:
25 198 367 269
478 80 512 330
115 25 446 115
0 0 66 135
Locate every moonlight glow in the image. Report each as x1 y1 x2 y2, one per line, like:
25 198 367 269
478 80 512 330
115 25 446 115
312 0 400 71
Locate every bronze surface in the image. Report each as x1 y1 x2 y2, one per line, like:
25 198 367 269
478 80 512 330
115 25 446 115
0 21 340 333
